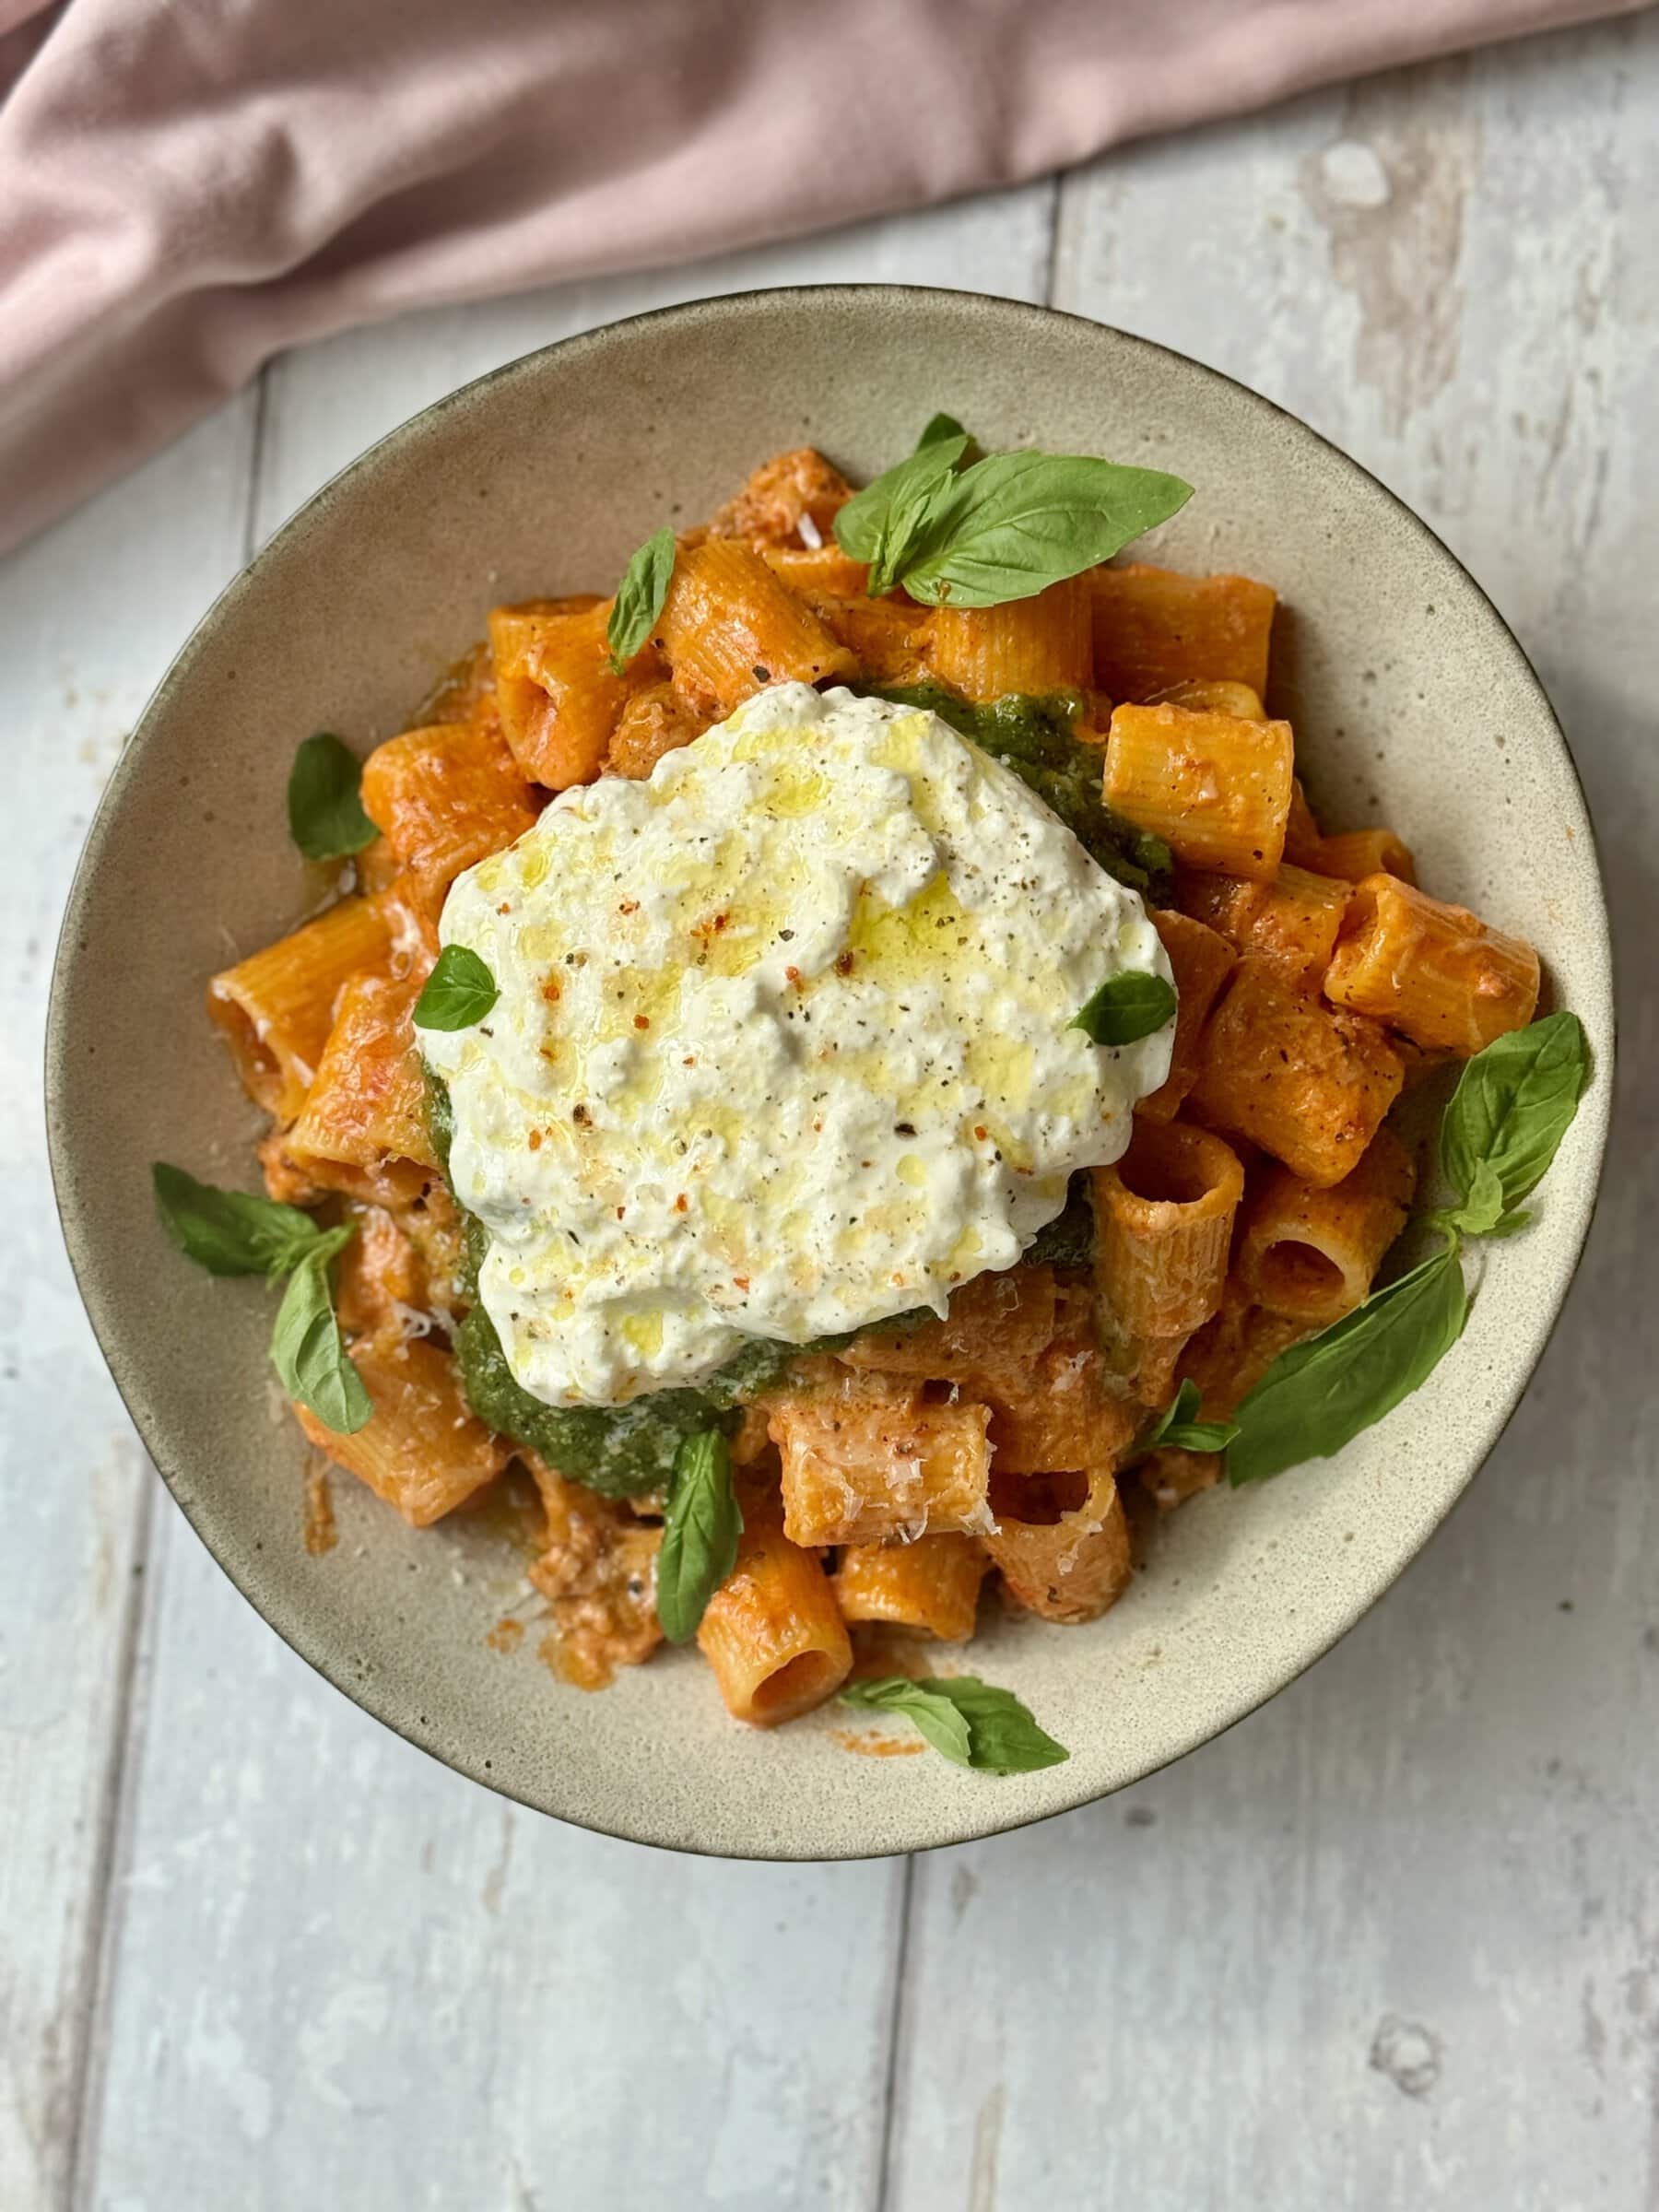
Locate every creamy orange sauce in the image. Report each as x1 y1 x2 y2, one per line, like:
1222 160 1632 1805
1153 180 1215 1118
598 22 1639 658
830 1727 926 1759
303 1464 338 1557
485 1618 524 1653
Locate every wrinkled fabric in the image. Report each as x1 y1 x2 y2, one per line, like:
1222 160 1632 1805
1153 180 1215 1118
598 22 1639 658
0 0 1638 552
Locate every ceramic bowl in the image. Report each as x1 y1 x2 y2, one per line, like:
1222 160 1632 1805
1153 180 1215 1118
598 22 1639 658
47 288 1613 1858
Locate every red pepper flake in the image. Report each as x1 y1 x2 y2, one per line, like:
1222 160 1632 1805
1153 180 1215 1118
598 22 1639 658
674 1194 688 1213
834 950 854 977
785 966 803 987
633 1015 651 1030
618 899 639 915
498 902 512 916
973 1124 988 1140
734 1276 750 1291
572 1103 591 1127
616 1206 626 1219
682 1054 697 1066
540 976 562 1004
528 1129 543 1151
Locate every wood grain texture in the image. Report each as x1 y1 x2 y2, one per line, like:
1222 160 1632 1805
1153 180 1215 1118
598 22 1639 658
6 15 1654 2206
890 18 1659 2211
65 190 1053 2212
0 400 258 2209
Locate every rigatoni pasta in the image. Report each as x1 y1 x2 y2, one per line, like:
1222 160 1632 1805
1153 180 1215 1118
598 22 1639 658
1235 1128 1416 1326
831 1535 987 1642
1091 1119 1244 1399
1090 563 1277 701
1187 955 1404 1186
697 1512 853 1726
1104 700 1294 880
1324 873 1541 1053
927 576 1092 700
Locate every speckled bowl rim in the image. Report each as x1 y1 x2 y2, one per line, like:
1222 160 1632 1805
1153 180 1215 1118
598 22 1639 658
46 285 1615 1859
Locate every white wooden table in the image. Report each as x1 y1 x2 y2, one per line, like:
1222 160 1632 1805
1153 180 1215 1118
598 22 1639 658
5 18 1655 2208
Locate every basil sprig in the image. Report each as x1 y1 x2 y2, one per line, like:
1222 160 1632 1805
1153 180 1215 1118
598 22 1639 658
1228 1241 1468 1488
834 420 1193 609
1225 1009 1591 1487
606 525 677 675
1433 1011 1590 1238
270 1228 372 1434
1129 1379 1239 1464
153 1164 328 1277
152 1166 370 1434
840 1677 1068 1773
288 733 378 862
655 1429 742 1643
1069 970 1176 1047
835 430 971 596
413 944 499 1030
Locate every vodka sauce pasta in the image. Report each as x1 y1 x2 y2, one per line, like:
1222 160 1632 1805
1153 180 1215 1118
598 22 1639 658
154 421 1587 1771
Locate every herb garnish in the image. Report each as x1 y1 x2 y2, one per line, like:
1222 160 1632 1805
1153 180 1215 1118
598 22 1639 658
1225 1011 1591 1486
655 1430 743 1642
1069 970 1177 1048
840 1677 1069 1772
413 945 499 1030
835 419 1192 608
152 1166 369 1433
606 525 677 674
1129 1378 1240 1463
1432 1011 1591 1239
288 734 378 863
270 1228 373 1434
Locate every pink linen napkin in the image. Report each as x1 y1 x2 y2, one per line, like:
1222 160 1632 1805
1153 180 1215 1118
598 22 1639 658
0 0 1639 555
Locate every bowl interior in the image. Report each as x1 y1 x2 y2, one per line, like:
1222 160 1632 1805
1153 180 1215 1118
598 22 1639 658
48 289 1612 1856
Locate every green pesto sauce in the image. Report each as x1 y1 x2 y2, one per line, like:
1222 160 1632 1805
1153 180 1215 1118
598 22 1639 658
1023 1171 1095 1272
865 684 1173 901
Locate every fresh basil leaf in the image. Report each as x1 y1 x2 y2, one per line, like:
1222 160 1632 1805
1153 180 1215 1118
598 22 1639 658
270 1227 371 1434
152 1163 326 1278
840 1677 1068 1772
1482 1206 1535 1240
840 1678 972 1765
833 432 970 594
606 525 677 675
1161 1416 1241 1453
413 944 499 1030
287 733 378 862
656 1429 742 1643
935 1678 1070 1773
1439 1012 1590 1233
916 412 968 449
1128 1378 1240 1463
1069 970 1176 1047
1227 1241 1468 1488
1435 1156 1507 1239
896 451 1194 608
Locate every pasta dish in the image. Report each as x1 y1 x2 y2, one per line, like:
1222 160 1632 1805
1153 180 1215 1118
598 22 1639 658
154 424 1586 1772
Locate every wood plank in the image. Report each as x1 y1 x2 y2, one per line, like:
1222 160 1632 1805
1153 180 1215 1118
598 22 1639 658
889 20 1659 2211
0 398 258 2211
79 187 1053 2209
